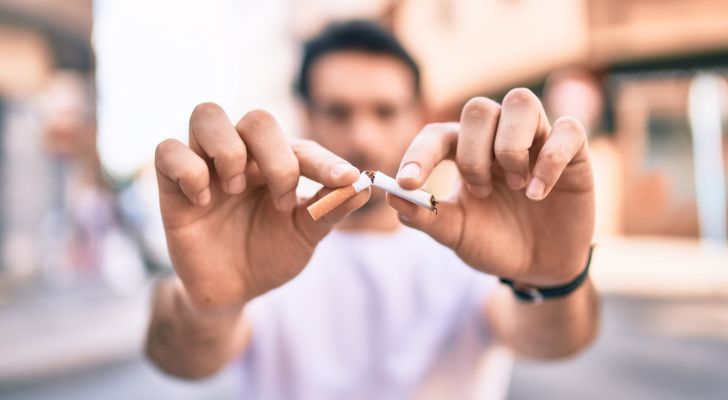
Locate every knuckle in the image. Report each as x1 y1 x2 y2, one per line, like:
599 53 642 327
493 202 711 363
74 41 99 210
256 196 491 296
216 145 246 164
494 141 528 169
554 116 586 138
503 88 539 108
494 139 522 156
462 97 500 120
540 147 569 166
458 163 490 178
271 160 300 183
184 164 209 185
417 123 459 153
155 139 180 160
421 122 457 136
420 123 445 135
237 109 276 132
191 102 223 121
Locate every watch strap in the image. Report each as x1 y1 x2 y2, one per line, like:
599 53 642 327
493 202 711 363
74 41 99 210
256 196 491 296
499 247 594 304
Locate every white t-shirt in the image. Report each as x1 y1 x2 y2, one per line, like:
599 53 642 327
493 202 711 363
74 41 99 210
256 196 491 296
236 227 502 400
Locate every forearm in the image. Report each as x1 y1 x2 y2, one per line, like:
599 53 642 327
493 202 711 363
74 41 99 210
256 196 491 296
487 278 600 359
146 276 251 379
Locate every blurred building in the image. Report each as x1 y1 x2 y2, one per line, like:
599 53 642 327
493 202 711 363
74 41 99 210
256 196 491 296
0 0 94 284
0 2 155 390
389 0 728 240
0 0 147 295
391 0 728 111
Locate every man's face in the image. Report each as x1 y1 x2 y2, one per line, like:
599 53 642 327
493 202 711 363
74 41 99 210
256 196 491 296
303 51 424 206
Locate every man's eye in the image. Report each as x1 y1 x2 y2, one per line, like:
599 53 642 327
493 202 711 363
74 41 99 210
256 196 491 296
325 105 350 122
375 105 396 120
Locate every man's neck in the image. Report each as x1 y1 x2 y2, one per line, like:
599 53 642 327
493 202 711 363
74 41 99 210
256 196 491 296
336 201 401 233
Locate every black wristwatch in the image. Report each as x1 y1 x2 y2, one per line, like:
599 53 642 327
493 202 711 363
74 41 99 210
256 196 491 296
499 247 594 304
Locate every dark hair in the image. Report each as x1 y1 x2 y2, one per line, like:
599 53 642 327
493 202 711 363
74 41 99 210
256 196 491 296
295 20 421 101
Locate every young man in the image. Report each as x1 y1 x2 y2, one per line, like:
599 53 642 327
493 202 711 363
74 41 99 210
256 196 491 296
147 21 599 399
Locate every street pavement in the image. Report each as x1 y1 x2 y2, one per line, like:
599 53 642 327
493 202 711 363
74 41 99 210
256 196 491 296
509 295 728 400
1 295 727 399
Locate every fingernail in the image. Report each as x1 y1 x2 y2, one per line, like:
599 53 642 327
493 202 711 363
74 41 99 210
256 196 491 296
226 174 246 194
526 177 545 200
333 163 358 176
505 173 526 189
398 163 421 179
197 188 211 206
467 183 492 198
278 191 297 211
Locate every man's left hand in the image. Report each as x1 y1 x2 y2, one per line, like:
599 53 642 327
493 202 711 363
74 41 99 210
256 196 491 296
389 88 594 287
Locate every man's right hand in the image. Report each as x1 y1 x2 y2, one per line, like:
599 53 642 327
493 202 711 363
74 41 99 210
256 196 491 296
154 102 369 311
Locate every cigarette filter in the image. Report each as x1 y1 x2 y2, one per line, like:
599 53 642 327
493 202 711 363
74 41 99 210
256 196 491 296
307 170 438 221
307 172 372 221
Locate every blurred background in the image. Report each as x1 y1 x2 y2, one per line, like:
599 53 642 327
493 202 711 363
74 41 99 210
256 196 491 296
0 0 727 399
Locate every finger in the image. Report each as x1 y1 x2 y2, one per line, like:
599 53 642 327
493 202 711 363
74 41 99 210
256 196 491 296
386 192 464 250
189 103 248 195
494 88 547 190
457 97 501 198
526 116 588 200
235 110 300 211
294 187 371 245
155 139 211 206
396 123 459 190
290 139 360 188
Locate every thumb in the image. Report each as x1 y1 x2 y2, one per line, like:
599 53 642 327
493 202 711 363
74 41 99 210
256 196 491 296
386 192 464 250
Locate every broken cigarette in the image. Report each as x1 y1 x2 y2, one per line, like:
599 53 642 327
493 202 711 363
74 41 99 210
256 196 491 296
307 170 438 221
307 172 373 221
367 170 438 213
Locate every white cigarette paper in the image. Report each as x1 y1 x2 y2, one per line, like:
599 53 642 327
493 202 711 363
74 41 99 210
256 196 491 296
307 173 372 221
352 172 373 193
307 171 438 221
368 171 437 212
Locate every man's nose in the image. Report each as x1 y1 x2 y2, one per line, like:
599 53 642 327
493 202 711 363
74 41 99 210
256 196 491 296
348 114 382 154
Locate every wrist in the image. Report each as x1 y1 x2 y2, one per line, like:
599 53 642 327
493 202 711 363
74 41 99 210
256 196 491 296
515 245 594 287
499 247 594 304
147 276 251 377
171 278 247 322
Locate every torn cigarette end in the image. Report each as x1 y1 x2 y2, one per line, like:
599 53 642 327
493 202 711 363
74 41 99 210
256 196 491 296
431 195 440 215
307 172 373 221
365 170 376 183
307 171 438 221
